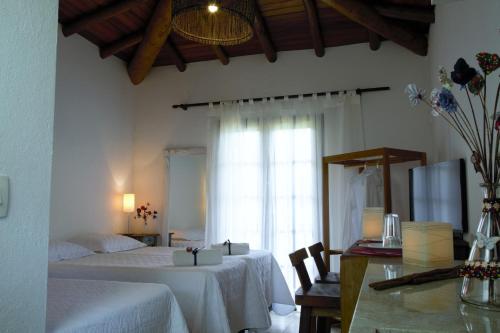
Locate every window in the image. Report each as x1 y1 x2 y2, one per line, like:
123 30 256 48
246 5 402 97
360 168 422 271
210 111 322 292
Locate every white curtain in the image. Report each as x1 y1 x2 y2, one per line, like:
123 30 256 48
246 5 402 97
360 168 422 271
322 92 365 272
206 93 360 291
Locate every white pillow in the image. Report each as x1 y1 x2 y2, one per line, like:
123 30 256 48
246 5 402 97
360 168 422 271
69 234 147 253
48 240 95 262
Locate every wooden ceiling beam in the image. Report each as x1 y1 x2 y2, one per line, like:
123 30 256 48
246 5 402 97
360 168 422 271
303 0 325 57
100 32 143 59
164 39 186 72
321 0 427 56
62 0 143 37
368 31 381 50
253 5 277 63
211 46 230 65
127 0 172 85
374 5 435 23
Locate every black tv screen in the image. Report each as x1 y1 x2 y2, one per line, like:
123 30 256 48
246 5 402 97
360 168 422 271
409 159 468 232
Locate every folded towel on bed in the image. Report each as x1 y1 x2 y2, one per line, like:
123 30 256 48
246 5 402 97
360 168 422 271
211 241 250 255
173 249 222 266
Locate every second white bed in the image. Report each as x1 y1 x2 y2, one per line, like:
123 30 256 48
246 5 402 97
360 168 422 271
49 247 294 333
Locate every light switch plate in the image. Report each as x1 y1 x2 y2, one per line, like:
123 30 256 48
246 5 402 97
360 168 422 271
0 176 9 218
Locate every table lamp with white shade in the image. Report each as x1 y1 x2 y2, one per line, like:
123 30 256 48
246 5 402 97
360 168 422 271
123 193 135 232
362 207 384 240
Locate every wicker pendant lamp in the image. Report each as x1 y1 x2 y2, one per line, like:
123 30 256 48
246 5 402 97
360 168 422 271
172 0 256 46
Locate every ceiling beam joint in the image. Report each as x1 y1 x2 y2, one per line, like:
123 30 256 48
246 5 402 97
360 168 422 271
211 46 230 65
253 5 277 63
368 31 381 51
303 0 325 57
165 39 186 72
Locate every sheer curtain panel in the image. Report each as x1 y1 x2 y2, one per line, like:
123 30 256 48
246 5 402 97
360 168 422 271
206 94 359 291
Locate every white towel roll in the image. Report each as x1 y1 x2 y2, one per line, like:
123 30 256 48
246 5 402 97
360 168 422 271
211 243 250 255
173 249 222 266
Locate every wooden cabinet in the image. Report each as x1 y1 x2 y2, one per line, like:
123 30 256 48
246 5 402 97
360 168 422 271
340 253 369 333
121 233 160 247
340 248 402 332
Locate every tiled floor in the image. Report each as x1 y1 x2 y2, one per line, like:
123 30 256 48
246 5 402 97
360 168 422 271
252 311 340 333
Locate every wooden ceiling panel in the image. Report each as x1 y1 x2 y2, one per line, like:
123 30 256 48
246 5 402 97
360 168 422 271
58 0 434 76
264 12 310 50
258 0 305 16
223 38 265 58
59 0 116 23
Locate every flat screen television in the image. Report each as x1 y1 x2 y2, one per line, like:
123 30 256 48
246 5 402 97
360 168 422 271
409 159 468 233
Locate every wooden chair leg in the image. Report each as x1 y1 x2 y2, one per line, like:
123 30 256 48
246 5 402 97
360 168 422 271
310 315 317 333
316 317 326 333
324 317 332 333
299 306 312 333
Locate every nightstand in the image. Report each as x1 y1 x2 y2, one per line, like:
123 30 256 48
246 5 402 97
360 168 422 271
121 233 160 247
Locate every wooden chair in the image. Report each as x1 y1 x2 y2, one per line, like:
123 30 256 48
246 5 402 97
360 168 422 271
289 248 341 333
308 242 342 284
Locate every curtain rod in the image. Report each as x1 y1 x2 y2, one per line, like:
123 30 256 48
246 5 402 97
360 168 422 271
172 86 390 110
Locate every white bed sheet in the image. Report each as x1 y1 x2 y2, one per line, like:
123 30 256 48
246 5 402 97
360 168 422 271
46 278 188 333
123 247 295 313
48 247 278 333
223 251 295 315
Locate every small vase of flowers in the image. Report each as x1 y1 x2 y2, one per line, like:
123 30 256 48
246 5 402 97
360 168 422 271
135 202 158 226
405 52 500 310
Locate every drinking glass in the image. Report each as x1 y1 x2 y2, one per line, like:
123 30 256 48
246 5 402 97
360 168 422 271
383 213 402 248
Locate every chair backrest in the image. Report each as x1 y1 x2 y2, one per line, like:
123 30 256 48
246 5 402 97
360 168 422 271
289 248 312 290
308 242 328 278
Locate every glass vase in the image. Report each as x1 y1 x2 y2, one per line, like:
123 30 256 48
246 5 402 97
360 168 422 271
460 184 500 311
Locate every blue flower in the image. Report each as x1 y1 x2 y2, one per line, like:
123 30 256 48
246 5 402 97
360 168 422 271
435 88 458 113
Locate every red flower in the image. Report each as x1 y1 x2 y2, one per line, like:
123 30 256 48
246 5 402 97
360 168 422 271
495 117 500 131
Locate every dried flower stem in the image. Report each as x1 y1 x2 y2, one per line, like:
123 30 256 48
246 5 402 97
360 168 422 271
465 89 485 158
493 83 500 182
450 112 479 152
422 99 474 151
455 104 482 153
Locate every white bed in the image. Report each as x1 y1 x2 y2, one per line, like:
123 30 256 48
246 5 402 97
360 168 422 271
48 247 294 333
46 278 188 333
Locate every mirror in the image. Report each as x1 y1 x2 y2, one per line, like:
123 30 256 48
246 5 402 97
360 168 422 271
164 148 206 246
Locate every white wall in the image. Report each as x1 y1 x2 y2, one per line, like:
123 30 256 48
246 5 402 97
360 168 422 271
0 0 58 330
132 42 432 238
428 0 500 240
50 29 136 240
